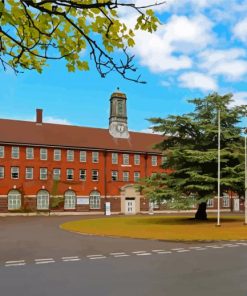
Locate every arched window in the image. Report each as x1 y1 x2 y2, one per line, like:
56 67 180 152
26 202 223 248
37 190 49 210
64 190 76 210
8 190 21 210
223 193 230 208
89 191 100 209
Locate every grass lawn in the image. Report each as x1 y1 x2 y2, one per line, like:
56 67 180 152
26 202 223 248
60 215 247 241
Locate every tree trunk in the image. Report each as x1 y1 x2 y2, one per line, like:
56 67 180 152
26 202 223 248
195 202 207 220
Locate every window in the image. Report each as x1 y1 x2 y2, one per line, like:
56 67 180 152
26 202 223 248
112 153 118 164
64 190 76 210
207 199 214 208
54 149 61 161
123 171 129 182
8 190 21 210
92 151 99 163
79 169 86 181
37 190 49 210
66 169 74 180
89 191 100 209
117 100 124 116
123 154 129 165
0 146 5 158
67 150 74 162
40 148 47 160
151 155 157 166
11 147 19 159
26 147 34 159
112 171 118 181
134 172 140 182
92 170 99 181
134 154 140 165
0 166 4 179
11 167 19 179
25 167 33 180
53 168 61 180
40 168 47 180
223 194 230 207
162 156 168 165
80 151 86 162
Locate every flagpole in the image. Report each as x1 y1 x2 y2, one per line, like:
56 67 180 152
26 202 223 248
217 108 221 226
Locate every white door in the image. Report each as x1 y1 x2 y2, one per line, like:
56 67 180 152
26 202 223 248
234 199 240 211
125 200 136 214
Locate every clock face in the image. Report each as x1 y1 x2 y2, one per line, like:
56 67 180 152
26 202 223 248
116 124 125 133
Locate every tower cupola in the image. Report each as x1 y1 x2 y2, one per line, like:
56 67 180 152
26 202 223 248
109 88 129 139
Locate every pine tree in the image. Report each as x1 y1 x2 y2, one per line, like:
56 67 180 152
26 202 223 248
140 93 247 220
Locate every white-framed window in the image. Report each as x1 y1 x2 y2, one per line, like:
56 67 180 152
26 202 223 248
123 154 129 165
0 166 4 179
67 150 74 162
89 191 100 209
37 190 49 210
162 155 168 165
112 171 118 181
92 151 99 163
123 171 129 182
151 155 157 166
207 199 214 208
11 167 19 179
11 146 19 159
223 194 230 207
66 169 74 180
134 172 140 182
53 168 61 180
92 170 99 181
26 147 34 159
54 149 61 161
8 190 21 210
79 169 86 181
0 146 4 158
25 167 33 180
112 153 118 164
40 168 47 180
40 148 47 160
80 151 87 162
64 190 76 210
134 154 140 165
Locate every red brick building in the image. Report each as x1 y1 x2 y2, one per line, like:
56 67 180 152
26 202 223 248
0 90 164 214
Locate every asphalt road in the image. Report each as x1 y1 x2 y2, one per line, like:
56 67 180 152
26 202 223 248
0 216 247 296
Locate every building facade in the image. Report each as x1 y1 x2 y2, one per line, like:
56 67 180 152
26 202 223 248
0 90 165 214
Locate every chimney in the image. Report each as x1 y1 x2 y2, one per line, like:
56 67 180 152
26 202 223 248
36 109 43 124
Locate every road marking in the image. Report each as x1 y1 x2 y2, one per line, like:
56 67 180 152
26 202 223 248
5 263 26 267
177 249 190 253
62 258 81 262
156 251 172 254
172 248 186 251
226 245 239 248
236 242 247 246
62 256 80 260
152 250 166 252
132 251 147 254
35 258 55 264
87 254 104 258
136 253 152 256
88 256 106 260
110 252 126 255
5 260 25 264
113 254 130 258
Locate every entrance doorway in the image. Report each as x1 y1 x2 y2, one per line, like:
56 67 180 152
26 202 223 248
125 198 136 214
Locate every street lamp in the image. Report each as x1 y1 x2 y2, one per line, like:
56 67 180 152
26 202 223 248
217 108 221 227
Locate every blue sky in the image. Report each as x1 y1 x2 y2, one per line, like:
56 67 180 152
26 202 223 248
1 0 247 131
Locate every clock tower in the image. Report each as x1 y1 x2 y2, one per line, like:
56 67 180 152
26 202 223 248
109 88 129 139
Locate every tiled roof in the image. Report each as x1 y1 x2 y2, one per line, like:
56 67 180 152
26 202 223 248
0 119 164 153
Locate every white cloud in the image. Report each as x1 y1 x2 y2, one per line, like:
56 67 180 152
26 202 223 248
198 48 247 81
230 92 247 107
233 17 247 43
179 72 218 91
44 116 72 125
129 14 214 73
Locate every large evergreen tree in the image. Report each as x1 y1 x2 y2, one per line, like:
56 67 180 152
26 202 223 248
140 93 247 220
